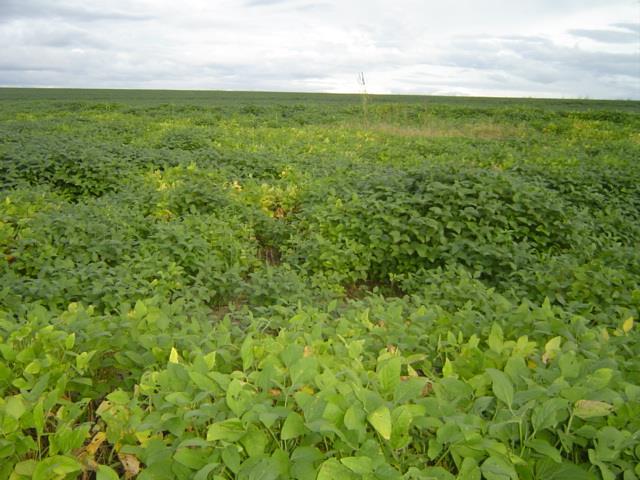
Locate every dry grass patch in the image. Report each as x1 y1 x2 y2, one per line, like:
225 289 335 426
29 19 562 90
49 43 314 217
362 120 525 140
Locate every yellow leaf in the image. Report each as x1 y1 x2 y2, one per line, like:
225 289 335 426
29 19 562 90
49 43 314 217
542 336 562 365
367 406 392 440
134 430 156 446
574 400 614 419
622 317 634 334
442 357 456 377
169 347 180 364
86 431 107 456
298 385 315 395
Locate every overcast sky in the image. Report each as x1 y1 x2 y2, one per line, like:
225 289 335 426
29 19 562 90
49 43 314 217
1 0 639 99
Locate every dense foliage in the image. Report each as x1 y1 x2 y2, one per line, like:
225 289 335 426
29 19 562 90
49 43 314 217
0 89 639 479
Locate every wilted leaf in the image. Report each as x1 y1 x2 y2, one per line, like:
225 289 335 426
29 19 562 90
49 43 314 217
86 432 107 456
573 400 614 419
542 336 562 365
118 453 140 478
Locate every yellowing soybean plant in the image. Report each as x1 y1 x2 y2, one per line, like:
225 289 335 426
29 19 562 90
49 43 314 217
0 88 639 480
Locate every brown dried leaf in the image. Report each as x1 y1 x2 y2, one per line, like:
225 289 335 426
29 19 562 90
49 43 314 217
118 453 141 478
421 382 433 397
268 388 282 398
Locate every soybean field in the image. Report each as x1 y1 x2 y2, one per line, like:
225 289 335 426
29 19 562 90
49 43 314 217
0 88 639 480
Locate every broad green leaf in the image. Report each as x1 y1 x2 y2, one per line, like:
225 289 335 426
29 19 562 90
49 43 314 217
486 369 514 409
238 457 279 480
240 334 254 371
442 358 456 378
592 426 628 463
164 391 191 405
343 404 366 433
97 465 120 480
0 439 15 458
207 418 246 442
317 458 357 480
531 398 568 432
13 460 37 476
289 356 319 385
5 395 26 419
367 405 392 440
421 466 456 479
526 438 562 463
536 459 597 480
241 425 269 457
76 350 96 373
585 369 613 390
378 356 401 396
226 379 252 416
458 457 481 480
558 352 580 379
174 448 208 469
281 411 306 440
271 449 290 478
390 404 414 449
593 461 615 480
33 456 82 480
340 456 373 475
488 323 504 354
194 463 221 480
481 456 518 480
394 377 428 403
106 390 129 405
133 299 148 319
221 445 241 474
188 370 218 391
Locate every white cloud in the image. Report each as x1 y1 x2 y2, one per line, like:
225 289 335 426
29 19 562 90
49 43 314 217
0 0 638 98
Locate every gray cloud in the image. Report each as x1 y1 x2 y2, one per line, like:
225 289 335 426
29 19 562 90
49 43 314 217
439 33 639 97
9 25 107 49
613 22 640 34
244 0 291 6
0 0 152 22
0 0 638 99
569 28 639 43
